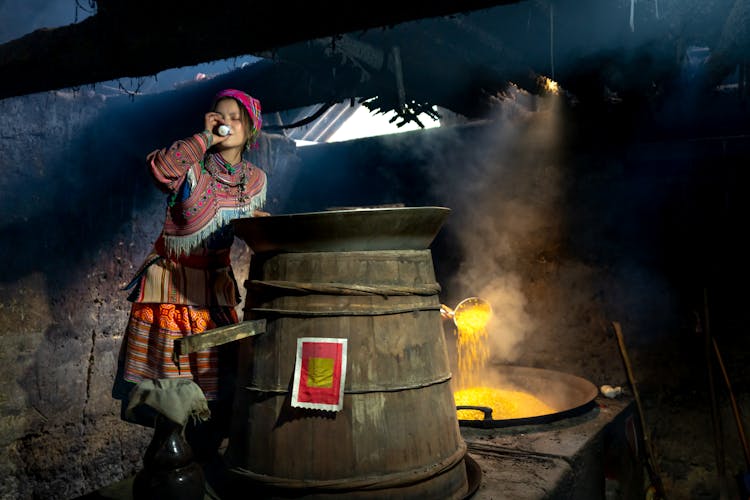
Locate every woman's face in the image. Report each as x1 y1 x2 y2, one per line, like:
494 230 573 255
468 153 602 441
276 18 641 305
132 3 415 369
213 98 251 150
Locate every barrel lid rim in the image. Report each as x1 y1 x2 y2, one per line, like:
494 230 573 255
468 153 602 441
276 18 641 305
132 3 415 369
231 206 452 253
237 205 451 219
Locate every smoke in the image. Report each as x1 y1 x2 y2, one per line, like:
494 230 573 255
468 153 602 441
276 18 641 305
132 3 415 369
442 85 564 367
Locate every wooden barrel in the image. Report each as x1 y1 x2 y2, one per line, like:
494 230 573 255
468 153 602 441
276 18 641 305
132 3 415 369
224 211 469 498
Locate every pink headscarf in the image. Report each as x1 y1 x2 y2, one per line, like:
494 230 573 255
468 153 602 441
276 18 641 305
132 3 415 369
213 89 262 146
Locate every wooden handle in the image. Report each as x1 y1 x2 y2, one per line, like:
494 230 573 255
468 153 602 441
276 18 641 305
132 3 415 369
173 319 266 362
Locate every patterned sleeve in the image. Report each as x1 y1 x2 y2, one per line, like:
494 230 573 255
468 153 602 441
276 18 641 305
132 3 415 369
146 132 211 193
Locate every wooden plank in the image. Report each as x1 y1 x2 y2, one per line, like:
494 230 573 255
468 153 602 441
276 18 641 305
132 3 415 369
173 319 266 358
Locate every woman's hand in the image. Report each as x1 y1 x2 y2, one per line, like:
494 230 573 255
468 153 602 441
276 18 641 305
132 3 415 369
203 111 230 146
253 209 271 217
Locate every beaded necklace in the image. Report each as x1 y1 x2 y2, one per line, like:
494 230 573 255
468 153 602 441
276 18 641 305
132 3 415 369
203 154 249 204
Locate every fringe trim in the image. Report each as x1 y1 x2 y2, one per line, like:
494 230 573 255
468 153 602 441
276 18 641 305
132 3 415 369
162 184 266 257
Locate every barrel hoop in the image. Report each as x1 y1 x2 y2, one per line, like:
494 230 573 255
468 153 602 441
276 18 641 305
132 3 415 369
243 372 452 394
250 304 441 317
227 441 467 491
248 279 441 297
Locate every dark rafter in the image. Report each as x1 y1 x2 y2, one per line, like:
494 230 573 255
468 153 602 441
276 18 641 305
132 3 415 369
0 0 523 100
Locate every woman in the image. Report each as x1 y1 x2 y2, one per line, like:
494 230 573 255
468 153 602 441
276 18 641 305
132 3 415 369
117 89 268 459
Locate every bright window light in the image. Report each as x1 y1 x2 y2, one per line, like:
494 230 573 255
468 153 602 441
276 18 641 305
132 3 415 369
321 106 440 144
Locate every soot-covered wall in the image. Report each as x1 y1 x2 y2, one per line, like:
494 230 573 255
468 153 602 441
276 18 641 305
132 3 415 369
0 87 298 498
0 84 748 498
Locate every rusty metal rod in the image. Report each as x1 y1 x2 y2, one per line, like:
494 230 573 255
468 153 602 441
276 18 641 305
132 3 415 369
704 288 730 500
611 321 667 499
712 336 750 469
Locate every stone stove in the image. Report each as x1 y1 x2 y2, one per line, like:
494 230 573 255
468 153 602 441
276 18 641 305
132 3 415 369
462 396 641 499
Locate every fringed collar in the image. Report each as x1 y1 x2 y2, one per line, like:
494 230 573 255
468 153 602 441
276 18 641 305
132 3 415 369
161 155 267 257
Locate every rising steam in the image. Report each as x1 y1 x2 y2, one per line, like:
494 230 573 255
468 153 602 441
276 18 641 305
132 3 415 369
444 84 564 367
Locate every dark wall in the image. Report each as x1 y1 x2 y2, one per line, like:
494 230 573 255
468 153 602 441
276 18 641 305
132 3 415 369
0 85 296 498
0 90 158 499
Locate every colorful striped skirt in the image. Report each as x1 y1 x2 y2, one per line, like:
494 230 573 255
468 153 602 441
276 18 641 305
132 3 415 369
122 302 238 401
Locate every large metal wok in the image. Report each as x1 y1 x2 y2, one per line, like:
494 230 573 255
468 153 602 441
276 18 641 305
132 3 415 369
456 365 599 428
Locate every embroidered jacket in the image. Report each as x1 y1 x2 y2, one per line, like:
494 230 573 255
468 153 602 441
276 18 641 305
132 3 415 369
126 133 266 307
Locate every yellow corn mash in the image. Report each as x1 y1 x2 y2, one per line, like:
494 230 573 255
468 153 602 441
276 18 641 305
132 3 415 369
454 386 556 420
451 298 554 420
453 300 492 388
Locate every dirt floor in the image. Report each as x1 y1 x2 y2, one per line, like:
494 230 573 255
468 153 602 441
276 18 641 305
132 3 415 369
620 334 750 500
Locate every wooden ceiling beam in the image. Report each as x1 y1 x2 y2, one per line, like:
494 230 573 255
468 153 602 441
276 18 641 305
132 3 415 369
0 0 524 100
